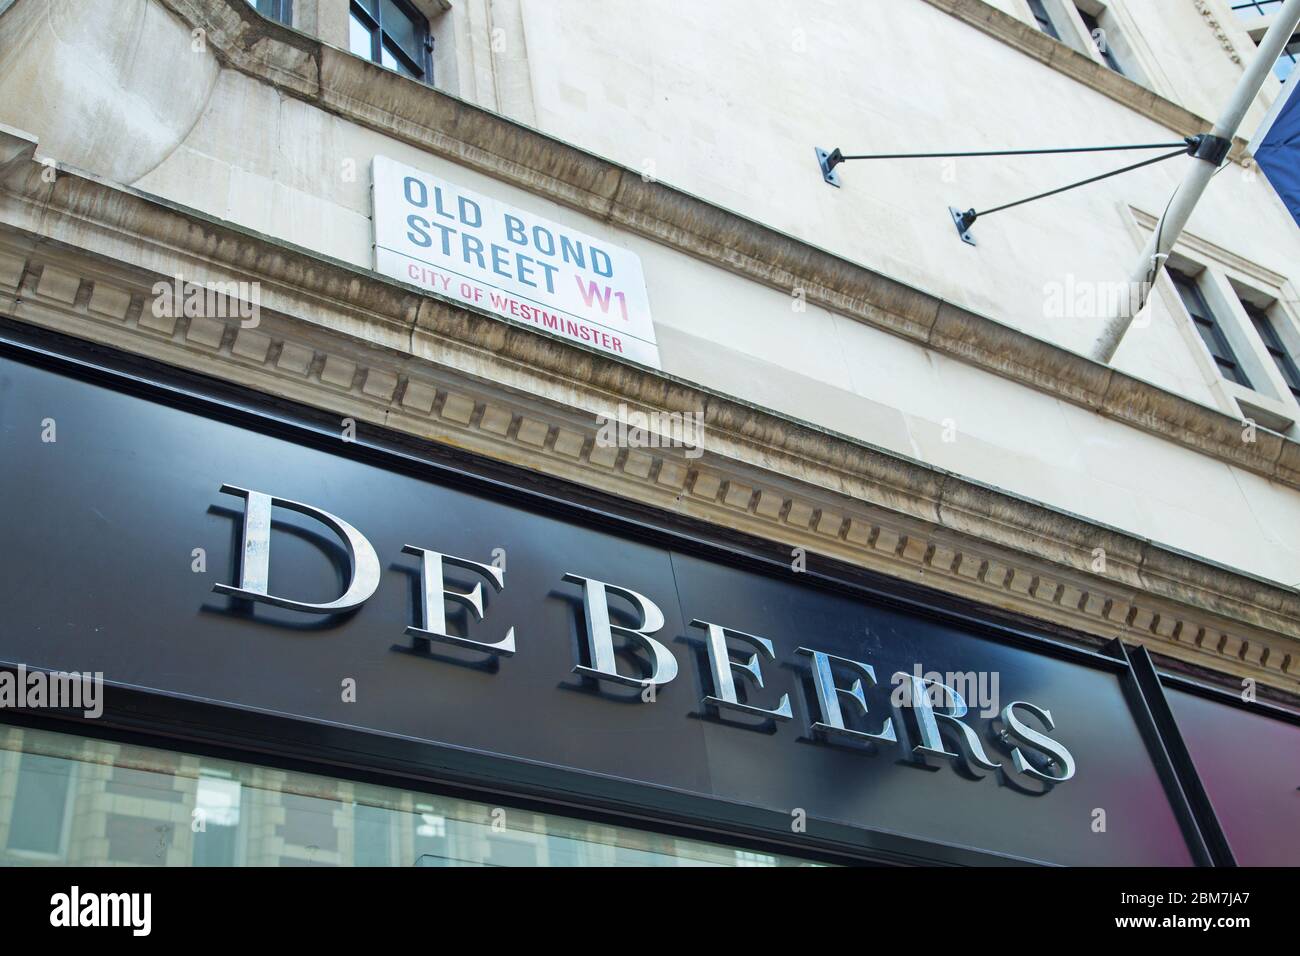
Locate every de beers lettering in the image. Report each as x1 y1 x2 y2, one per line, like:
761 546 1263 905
213 484 1077 788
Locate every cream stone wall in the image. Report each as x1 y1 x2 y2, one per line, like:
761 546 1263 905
1 0 1298 595
511 0 1297 373
0 0 219 183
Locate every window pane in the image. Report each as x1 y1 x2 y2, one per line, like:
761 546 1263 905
0 724 826 867
1216 358 1250 387
5 753 71 855
349 11 374 60
1245 303 1300 397
1077 6 1123 73
192 775 242 866
1193 321 1225 360
353 803 392 866
247 0 290 25
1275 39 1297 83
1171 272 1253 389
380 43 416 78
381 0 422 61
1028 0 1060 40
1230 1 1285 22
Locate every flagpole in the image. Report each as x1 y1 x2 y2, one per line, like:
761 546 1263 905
1090 0 1300 364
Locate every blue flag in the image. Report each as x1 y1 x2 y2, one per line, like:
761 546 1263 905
1252 78 1300 230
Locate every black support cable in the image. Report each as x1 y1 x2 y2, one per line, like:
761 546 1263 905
817 136 1207 240
835 140 1193 163
956 146 1190 231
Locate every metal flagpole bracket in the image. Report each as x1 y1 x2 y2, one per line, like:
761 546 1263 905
1189 132 1232 166
816 146 843 187
950 206 977 245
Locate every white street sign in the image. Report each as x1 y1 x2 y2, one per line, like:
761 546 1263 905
372 156 660 368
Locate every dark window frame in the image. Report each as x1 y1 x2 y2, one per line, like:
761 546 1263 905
1230 0 1285 18
350 0 435 85
1169 269 1253 389
1027 0 1062 40
1279 34 1299 83
1240 298 1300 402
1075 4 1124 74
1229 2 1296 82
247 0 293 27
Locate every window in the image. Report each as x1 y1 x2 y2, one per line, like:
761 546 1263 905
1027 0 1062 40
1284 35 1300 83
1169 270 1253 387
246 0 292 27
1076 4 1124 74
1230 1 1298 83
349 0 433 84
1241 299 1300 401
5 753 74 858
192 773 244 866
1230 0 1284 16
0 724 826 867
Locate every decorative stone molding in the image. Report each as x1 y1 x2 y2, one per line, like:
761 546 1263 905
79 0 1292 494
1193 0 1244 66
1130 206 1290 290
1 148 1297 696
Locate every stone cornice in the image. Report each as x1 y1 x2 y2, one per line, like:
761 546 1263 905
1 137 1298 696
126 0 1300 495
920 0 1252 161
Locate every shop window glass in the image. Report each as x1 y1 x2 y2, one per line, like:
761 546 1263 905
0 725 823 868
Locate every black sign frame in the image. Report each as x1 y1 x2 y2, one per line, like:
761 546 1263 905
1156 668 1300 866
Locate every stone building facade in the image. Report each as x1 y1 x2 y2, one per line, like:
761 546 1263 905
0 0 1297 866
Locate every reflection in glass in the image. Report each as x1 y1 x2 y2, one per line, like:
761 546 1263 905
349 12 373 60
380 44 415 78
381 0 421 60
0 725 822 867
6 753 73 857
